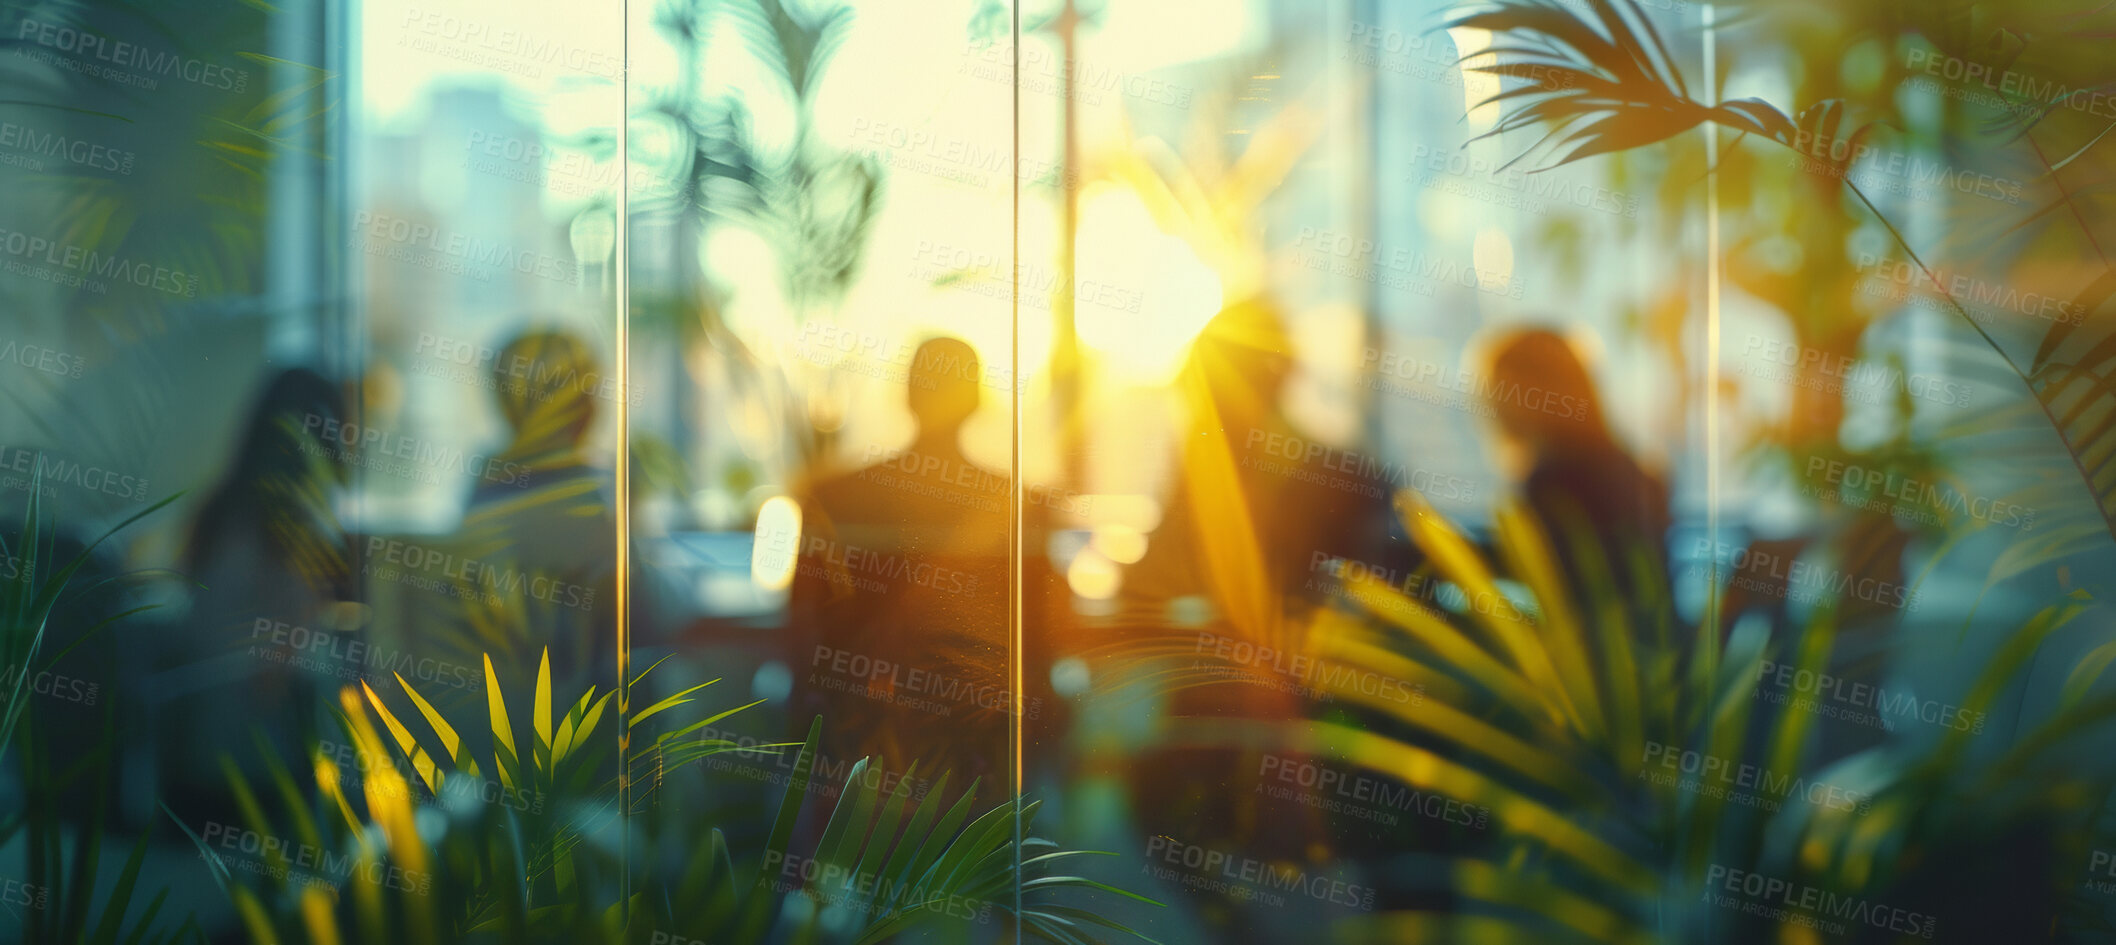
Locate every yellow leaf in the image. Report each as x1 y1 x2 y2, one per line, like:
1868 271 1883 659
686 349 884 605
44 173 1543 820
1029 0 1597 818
535 648 554 755
486 654 519 791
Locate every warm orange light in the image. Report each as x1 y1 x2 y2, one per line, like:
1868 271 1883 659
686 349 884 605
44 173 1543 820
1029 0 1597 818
1067 548 1124 600
1091 524 1149 564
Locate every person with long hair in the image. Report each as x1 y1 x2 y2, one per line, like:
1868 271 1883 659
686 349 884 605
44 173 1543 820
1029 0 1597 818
161 367 353 812
184 368 352 602
1481 327 1671 612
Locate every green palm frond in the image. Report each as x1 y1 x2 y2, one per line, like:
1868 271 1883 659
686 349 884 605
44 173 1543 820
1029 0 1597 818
665 717 1164 945
1167 488 2107 941
4 1 336 323
733 0 855 102
43 821 200 945
0 469 180 764
16 711 202 945
168 648 739 944
1455 0 2116 552
2026 299 2116 548
190 647 1159 944
1447 0 1884 170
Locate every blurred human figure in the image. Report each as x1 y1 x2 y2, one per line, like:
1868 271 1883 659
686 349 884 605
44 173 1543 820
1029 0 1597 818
161 367 352 811
786 336 1013 791
186 368 354 607
1482 327 1670 607
449 328 618 691
1116 299 1411 877
1128 297 1413 652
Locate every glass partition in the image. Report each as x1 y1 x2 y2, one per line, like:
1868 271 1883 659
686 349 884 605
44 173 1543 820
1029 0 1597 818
620 2 1024 940
6 0 2116 943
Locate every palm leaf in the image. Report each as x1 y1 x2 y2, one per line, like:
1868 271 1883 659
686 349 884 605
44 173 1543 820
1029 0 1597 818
1460 0 2116 549
1163 482 2110 940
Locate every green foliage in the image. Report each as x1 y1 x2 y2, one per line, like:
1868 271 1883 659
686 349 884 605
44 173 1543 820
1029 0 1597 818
0 467 179 762
1455 0 2116 550
177 649 1159 944
16 723 203 945
634 0 881 316
6 0 335 322
658 716 1163 945
0 474 191 943
1172 491 2111 941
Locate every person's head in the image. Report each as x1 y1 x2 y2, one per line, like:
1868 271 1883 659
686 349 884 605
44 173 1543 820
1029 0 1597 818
1483 327 1611 455
492 329 599 450
907 336 981 436
231 367 347 491
188 367 347 573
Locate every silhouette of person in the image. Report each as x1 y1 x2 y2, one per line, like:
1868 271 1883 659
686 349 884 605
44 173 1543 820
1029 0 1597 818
785 336 1013 791
186 368 354 608
1126 297 1413 658
160 367 352 813
448 328 618 692
1116 298 1412 879
1481 327 1671 612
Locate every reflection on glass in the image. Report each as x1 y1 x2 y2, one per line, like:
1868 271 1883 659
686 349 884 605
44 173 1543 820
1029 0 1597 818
8 0 2116 942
